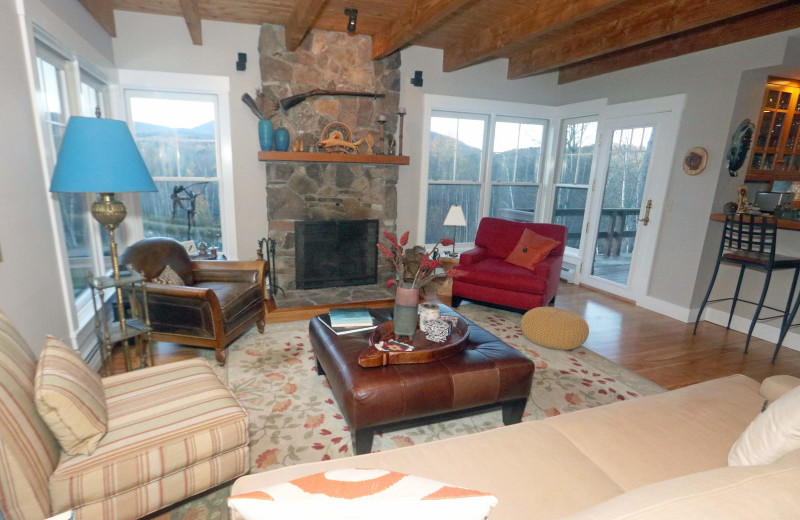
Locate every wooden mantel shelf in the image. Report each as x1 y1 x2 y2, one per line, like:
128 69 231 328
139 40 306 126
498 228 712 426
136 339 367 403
710 213 800 231
258 151 410 165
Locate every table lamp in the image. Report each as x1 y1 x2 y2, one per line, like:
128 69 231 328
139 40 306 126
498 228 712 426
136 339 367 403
443 204 467 256
50 116 156 325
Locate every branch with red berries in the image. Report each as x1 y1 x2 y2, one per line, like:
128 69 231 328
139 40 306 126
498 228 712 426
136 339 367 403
377 233 459 290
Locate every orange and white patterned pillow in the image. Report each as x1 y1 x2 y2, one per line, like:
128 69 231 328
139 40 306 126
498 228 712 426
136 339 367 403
228 468 498 520
34 336 107 455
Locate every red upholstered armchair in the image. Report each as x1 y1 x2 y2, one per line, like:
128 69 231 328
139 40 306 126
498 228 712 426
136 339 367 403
451 218 567 311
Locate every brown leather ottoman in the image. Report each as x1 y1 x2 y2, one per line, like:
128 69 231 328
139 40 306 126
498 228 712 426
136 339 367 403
309 305 535 454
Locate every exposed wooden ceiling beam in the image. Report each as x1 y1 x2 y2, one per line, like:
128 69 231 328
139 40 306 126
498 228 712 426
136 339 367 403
442 0 626 73
179 0 202 45
507 0 788 79
284 0 326 51
77 0 116 37
372 0 473 60
558 3 800 84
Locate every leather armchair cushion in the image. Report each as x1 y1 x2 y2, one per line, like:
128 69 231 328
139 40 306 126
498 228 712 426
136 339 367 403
456 258 548 294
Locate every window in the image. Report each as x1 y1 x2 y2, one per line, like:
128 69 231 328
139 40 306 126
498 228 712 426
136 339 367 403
490 118 545 222
126 91 223 249
425 112 487 245
36 45 93 301
552 119 598 249
425 110 548 246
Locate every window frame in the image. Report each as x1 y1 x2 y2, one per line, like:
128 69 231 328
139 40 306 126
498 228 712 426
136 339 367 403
419 95 558 251
33 34 113 330
551 116 600 255
486 115 549 223
122 85 231 259
425 110 490 246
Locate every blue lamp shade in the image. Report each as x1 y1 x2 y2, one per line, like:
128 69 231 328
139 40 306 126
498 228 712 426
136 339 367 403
50 116 157 193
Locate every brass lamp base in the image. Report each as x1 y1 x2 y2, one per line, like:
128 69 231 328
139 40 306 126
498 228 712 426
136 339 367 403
91 192 126 231
90 192 128 336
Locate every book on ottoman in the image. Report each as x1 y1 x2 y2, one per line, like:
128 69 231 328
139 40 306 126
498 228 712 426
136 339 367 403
323 308 377 335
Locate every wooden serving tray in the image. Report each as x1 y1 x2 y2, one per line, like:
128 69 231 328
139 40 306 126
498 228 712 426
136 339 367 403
357 318 469 368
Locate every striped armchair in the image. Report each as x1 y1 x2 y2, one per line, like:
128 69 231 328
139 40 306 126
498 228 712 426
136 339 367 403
0 310 249 520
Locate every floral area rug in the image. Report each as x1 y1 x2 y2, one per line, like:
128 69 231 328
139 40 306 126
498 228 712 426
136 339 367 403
167 304 663 519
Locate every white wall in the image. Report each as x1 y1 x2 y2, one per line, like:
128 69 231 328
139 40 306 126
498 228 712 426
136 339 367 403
112 11 266 261
398 31 800 315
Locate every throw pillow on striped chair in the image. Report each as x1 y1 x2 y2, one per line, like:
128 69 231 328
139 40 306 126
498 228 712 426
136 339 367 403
34 336 107 455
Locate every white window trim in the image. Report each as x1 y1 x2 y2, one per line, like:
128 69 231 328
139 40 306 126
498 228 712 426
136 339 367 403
118 70 238 258
486 114 550 223
31 30 101 341
551 115 601 262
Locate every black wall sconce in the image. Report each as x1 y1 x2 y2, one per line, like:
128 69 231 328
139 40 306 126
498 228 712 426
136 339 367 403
236 52 247 71
345 8 358 32
410 70 423 87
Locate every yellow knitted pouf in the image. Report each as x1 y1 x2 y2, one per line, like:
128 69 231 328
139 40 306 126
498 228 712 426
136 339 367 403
521 307 589 350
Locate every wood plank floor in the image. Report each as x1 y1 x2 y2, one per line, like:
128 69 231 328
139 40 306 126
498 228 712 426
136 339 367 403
111 281 800 389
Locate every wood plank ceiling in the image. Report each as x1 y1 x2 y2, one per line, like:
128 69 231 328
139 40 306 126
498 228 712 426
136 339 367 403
79 0 800 83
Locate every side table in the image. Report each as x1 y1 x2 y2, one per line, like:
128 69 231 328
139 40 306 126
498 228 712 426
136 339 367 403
436 254 460 305
89 272 152 375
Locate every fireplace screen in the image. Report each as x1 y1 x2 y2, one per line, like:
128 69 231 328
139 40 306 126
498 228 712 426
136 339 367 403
295 219 378 290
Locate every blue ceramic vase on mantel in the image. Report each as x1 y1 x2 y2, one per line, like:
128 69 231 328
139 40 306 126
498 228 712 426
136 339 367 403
258 119 273 151
274 122 290 152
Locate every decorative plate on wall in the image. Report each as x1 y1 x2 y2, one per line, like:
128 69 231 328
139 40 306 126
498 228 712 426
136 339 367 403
683 147 708 175
727 119 755 176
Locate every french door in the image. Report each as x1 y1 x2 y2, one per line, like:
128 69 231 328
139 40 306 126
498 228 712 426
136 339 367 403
580 112 676 301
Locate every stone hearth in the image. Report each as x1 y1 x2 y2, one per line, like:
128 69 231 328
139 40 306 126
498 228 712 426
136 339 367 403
259 24 401 291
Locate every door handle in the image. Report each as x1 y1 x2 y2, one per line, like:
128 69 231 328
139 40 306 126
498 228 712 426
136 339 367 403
638 199 653 226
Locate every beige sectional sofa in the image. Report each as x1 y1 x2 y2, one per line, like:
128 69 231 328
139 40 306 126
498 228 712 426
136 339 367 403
231 374 800 519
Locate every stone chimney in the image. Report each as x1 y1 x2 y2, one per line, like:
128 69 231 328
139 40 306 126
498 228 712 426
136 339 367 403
258 24 401 290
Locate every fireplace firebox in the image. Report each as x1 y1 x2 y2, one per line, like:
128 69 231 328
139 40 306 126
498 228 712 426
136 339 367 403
294 219 379 290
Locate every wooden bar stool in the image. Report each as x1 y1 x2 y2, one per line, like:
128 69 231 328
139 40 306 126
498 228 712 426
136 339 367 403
693 214 800 355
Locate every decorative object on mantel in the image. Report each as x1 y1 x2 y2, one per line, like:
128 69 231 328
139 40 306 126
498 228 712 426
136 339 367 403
397 107 406 155
377 230 464 337
377 114 387 155
317 121 372 154
736 184 749 214
387 134 396 156
258 119 273 151
683 146 708 176
274 121 290 151
292 138 304 152
279 89 386 111
242 92 275 151
727 119 755 176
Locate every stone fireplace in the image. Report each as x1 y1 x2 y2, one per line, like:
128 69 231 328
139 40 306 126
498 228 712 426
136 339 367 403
258 24 400 290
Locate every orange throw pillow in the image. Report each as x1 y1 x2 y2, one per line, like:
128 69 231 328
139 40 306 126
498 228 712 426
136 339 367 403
505 228 560 269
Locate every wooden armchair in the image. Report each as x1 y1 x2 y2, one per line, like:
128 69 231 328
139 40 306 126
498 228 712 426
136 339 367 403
119 238 267 365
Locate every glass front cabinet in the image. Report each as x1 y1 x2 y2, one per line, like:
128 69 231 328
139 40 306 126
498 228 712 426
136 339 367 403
747 77 800 182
